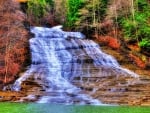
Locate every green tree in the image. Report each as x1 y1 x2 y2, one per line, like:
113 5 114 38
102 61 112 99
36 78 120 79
76 0 108 34
119 0 150 50
65 0 84 29
65 0 108 31
27 0 54 25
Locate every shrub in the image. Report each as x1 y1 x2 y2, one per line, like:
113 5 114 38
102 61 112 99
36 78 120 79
139 39 150 49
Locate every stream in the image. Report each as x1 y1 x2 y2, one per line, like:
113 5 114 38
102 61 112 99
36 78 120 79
1 26 150 105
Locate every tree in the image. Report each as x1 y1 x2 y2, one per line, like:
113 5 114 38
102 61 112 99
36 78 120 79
0 0 30 83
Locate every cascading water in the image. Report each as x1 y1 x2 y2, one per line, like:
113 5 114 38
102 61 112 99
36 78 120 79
12 26 138 104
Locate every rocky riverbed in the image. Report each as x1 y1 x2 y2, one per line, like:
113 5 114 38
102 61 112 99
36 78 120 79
1 74 150 106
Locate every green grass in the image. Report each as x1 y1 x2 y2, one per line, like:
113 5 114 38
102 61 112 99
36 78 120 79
0 103 150 113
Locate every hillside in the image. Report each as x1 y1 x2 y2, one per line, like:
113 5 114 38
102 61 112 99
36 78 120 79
0 0 150 84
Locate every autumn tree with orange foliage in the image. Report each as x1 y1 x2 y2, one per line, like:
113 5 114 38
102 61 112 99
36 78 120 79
0 0 30 84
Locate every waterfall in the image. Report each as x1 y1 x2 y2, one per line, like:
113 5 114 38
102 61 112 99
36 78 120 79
12 26 138 104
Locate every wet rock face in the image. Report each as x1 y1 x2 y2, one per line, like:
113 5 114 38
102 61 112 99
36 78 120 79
0 0 30 84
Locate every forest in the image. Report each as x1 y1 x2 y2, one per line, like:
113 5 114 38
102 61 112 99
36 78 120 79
0 0 150 107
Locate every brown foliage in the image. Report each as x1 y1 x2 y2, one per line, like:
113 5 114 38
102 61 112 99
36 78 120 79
0 0 30 84
129 54 146 69
94 35 120 49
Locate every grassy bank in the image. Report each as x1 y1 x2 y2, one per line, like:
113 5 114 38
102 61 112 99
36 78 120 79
0 103 150 113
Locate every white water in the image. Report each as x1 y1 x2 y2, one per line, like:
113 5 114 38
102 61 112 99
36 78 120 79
12 26 138 104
